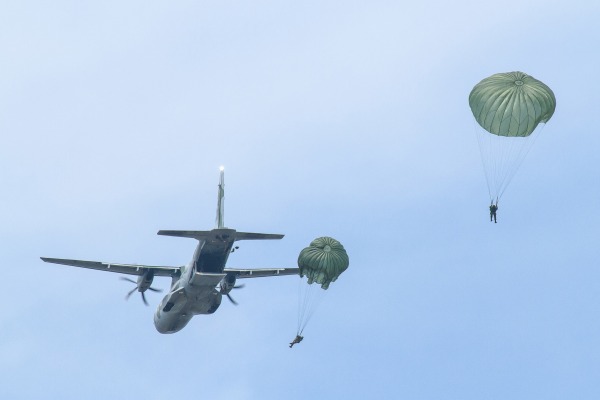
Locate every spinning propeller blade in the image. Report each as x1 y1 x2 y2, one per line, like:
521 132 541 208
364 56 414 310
226 293 238 305
120 276 162 306
222 284 245 306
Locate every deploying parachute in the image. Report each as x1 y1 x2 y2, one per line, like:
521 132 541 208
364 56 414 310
294 237 349 341
298 236 349 289
469 71 556 202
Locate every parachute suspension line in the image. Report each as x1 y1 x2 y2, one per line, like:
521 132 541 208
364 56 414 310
496 123 546 200
492 129 540 200
474 121 493 201
474 123 544 201
297 279 313 334
296 278 327 335
496 126 529 197
493 134 518 199
299 286 327 335
297 276 315 334
296 277 309 334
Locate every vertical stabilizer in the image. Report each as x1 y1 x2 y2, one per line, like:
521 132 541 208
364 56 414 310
215 166 225 228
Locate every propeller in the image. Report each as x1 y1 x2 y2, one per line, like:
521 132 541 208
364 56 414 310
223 284 245 305
120 269 162 306
220 274 245 305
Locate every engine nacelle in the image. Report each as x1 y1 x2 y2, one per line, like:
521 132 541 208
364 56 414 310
219 274 236 295
137 269 155 292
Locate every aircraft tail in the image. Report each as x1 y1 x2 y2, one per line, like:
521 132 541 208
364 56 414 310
215 166 225 229
157 166 284 241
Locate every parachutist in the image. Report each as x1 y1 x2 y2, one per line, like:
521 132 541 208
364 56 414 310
296 237 349 334
490 203 498 223
289 335 303 348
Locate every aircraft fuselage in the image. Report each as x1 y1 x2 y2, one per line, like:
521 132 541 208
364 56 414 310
153 228 236 334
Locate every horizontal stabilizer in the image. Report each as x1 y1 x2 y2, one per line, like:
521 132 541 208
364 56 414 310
157 230 215 239
157 229 283 241
235 232 284 241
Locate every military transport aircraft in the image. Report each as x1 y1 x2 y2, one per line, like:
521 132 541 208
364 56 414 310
41 167 300 334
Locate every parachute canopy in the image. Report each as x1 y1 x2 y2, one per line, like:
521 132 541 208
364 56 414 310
469 71 556 137
298 236 349 290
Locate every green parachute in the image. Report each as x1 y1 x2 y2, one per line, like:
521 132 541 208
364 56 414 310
469 71 556 137
295 236 349 337
298 236 349 290
469 71 556 201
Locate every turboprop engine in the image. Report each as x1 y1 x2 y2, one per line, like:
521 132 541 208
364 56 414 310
120 269 162 306
219 274 244 305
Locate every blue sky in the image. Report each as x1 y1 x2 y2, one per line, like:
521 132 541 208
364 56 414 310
2 1 600 399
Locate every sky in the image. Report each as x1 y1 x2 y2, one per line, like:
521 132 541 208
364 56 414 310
2 0 600 398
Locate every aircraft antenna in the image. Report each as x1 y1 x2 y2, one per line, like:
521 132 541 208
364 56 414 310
215 166 225 228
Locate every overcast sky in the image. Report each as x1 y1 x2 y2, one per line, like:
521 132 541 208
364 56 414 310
2 1 600 399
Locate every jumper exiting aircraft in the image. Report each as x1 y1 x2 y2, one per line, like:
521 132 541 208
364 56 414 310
41 167 300 334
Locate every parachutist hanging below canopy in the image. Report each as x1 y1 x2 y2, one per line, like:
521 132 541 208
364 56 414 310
293 236 349 344
289 335 303 348
490 202 498 223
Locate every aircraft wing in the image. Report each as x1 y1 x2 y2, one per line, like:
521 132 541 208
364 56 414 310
224 267 300 279
40 257 180 277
